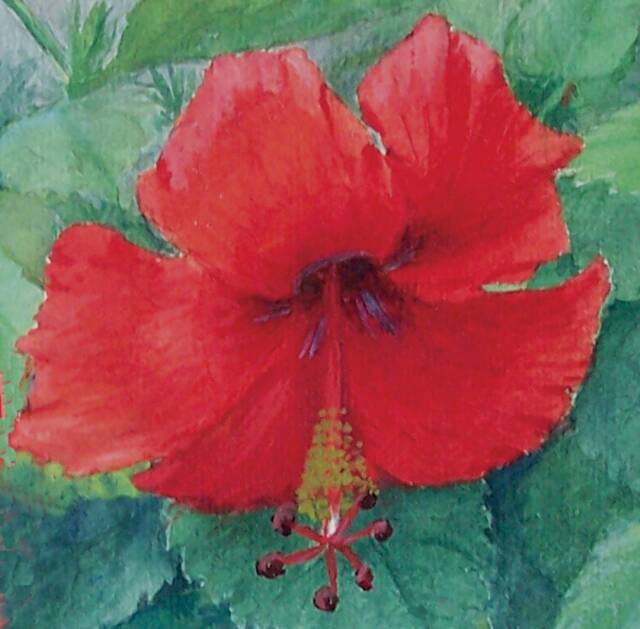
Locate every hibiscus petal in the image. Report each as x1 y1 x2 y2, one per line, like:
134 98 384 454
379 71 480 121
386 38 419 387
358 15 583 301
138 49 404 300
346 260 609 485
133 352 325 512
10 225 308 475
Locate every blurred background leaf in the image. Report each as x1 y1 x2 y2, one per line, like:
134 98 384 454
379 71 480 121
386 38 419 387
0 496 177 628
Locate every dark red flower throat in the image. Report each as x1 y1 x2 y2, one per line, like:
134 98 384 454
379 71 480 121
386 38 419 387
258 252 405 354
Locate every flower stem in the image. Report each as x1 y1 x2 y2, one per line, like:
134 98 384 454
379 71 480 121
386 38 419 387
2 0 69 78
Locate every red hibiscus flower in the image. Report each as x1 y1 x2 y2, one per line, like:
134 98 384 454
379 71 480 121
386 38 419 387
11 15 608 610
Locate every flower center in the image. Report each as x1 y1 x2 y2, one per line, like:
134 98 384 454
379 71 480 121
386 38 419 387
293 254 401 359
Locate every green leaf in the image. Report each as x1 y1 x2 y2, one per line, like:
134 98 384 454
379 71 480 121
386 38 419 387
0 58 59 132
110 0 437 75
555 517 640 628
68 0 118 98
507 0 640 82
308 0 525 108
434 0 527 54
526 254 580 290
505 0 640 128
116 572 236 629
0 496 176 628
574 300 640 492
572 102 640 194
306 7 432 108
0 84 173 284
487 463 563 629
0 189 171 287
560 178 640 301
500 438 638 594
171 484 496 628
0 252 42 441
0 83 162 207
0 191 59 284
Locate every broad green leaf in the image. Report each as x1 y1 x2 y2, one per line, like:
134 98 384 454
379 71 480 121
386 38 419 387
110 0 437 75
116 572 236 629
0 82 174 285
487 461 563 629
0 190 59 284
0 496 176 629
560 178 640 301
507 0 640 82
574 300 640 492
171 484 496 628
505 0 640 129
555 517 640 629
572 103 640 194
0 83 162 207
500 438 638 594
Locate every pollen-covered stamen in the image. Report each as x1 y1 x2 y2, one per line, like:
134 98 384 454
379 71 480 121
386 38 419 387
296 410 375 520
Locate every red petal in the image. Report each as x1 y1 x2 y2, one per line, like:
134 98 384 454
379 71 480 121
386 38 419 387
133 350 324 512
358 15 583 301
10 225 308 476
138 49 403 299
346 260 609 485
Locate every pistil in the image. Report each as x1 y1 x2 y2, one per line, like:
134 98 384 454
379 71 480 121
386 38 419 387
256 494 393 611
255 261 395 610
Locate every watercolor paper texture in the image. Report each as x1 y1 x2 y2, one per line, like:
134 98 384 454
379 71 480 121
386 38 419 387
0 1 639 627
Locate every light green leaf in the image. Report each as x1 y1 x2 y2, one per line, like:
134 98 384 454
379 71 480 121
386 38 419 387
0 496 176 629
555 517 640 629
172 484 496 628
0 190 59 284
507 0 640 82
560 178 640 301
0 252 42 439
572 102 640 194
0 83 162 207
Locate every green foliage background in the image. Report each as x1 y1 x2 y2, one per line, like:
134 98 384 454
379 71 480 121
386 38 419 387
0 0 639 626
